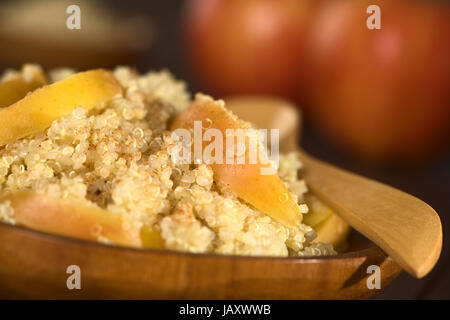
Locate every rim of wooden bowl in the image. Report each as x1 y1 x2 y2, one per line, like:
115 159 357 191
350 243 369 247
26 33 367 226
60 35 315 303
0 220 379 261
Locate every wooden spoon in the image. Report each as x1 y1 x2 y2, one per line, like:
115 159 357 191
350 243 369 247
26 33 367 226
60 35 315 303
226 96 442 278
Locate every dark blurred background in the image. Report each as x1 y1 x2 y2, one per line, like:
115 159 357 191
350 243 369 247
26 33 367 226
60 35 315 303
0 0 449 299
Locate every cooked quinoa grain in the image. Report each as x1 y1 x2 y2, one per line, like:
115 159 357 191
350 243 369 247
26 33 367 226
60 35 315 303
0 66 335 257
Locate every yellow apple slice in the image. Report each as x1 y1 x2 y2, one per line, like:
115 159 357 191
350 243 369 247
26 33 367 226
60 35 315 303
171 94 302 227
303 194 333 227
314 213 350 247
304 193 349 247
0 191 142 247
0 67 47 108
140 225 165 249
0 69 122 146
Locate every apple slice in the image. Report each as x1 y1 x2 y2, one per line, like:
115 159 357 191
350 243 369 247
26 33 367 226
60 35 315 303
302 194 333 227
171 94 302 227
0 67 47 108
304 193 349 247
140 225 165 249
0 69 122 146
0 191 142 247
313 213 350 247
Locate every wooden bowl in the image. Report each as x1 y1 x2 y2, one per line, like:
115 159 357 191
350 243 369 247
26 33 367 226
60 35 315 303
0 95 402 299
0 222 401 299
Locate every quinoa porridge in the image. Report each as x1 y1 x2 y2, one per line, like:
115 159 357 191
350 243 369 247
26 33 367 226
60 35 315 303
0 64 336 257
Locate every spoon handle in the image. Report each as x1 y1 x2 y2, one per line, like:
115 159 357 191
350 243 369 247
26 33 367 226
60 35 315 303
298 151 442 278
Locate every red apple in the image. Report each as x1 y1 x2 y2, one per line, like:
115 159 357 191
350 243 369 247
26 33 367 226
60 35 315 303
305 0 450 162
183 0 315 100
